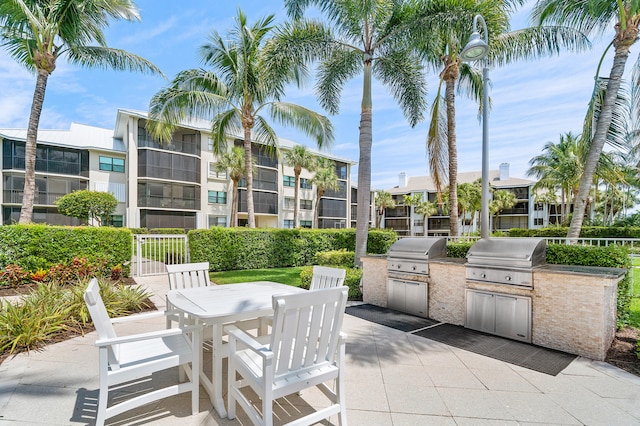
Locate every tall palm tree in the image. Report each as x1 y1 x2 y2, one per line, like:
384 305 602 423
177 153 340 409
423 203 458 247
147 10 333 228
421 0 589 237
280 0 428 264
310 157 339 229
532 0 640 238
374 190 395 228
403 193 423 235
490 189 517 232
414 199 437 236
457 181 482 235
213 146 253 227
0 0 162 224
284 145 315 228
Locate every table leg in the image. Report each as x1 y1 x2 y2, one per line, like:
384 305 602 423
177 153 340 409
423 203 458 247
211 322 227 418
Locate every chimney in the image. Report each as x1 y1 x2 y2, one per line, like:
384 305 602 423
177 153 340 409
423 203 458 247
499 163 509 181
399 172 408 188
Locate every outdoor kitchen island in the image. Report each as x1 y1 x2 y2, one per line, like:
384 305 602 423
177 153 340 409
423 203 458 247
361 241 626 361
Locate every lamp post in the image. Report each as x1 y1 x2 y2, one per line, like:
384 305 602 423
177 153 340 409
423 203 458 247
460 14 490 239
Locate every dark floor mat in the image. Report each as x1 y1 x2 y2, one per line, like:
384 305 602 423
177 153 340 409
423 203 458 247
346 304 439 332
415 323 576 376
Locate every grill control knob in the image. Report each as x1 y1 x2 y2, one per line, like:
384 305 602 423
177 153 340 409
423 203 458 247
505 275 512 281
480 273 486 279
412 266 416 271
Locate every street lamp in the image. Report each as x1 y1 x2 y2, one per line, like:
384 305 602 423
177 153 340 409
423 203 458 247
460 14 490 239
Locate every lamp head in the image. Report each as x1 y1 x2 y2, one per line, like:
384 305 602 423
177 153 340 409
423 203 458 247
460 31 489 61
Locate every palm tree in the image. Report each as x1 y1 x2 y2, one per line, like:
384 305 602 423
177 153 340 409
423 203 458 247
0 0 162 224
532 0 640 238
414 199 437 236
374 190 395 229
533 189 559 226
457 181 482 235
284 145 315 228
213 146 253 227
422 0 589 237
147 10 333 228
490 189 517 232
310 158 339 229
403 193 424 236
280 0 428 264
527 132 585 224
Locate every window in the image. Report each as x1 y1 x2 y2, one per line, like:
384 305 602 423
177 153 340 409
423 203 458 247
283 197 295 210
300 220 312 228
283 175 295 187
319 199 346 217
208 215 228 227
208 162 227 179
300 178 312 189
414 219 424 227
534 218 544 226
104 215 124 227
284 219 294 229
99 156 125 173
300 199 313 210
534 203 544 211
208 191 227 204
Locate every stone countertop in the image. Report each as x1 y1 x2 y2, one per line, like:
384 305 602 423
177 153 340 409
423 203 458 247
429 257 467 265
535 263 627 279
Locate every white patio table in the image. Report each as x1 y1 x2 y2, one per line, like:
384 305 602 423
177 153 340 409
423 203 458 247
166 281 305 418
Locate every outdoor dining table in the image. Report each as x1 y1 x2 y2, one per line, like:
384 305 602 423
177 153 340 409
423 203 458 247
166 281 305 418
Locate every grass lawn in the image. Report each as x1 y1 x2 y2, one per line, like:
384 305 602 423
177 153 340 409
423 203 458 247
210 266 306 287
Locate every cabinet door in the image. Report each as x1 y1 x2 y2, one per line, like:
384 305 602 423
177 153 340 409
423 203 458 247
405 282 427 318
495 295 531 342
387 279 406 312
465 290 495 333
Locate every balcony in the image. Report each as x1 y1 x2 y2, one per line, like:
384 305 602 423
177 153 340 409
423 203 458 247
3 190 66 206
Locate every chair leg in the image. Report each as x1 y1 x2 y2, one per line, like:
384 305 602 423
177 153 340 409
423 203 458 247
191 325 201 415
97 350 109 426
336 375 347 426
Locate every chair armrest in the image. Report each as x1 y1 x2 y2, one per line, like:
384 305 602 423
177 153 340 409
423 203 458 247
110 310 165 324
225 325 272 359
95 325 199 347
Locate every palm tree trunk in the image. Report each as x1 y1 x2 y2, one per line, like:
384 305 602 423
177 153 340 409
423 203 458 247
243 126 256 228
568 43 632 238
445 78 459 237
19 69 50 224
314 189 324 228
355 59 373 267
231 180 239 227
294 172 300 228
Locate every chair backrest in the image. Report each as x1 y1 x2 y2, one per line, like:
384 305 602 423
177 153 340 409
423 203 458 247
310 265 346 290
84 278 120 366
166 262 211 290
269 286 348 376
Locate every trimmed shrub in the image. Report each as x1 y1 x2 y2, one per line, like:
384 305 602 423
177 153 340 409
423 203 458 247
0 225 132 276
127 227 148 234
509 226 640 239
447 242 473 258
315 249 355 266
149 228 186 234
299 265 363 299
189 228 397 271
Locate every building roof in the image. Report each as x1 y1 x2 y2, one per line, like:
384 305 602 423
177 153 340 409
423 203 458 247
388 169 535 195
0 123 125 153
115 108 356 164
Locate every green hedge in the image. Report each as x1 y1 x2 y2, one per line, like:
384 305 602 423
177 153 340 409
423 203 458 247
315 249 355 266
188 228 397 271
447 242 473 258
509 226 640 238
0 225 132 274
299 265 363 299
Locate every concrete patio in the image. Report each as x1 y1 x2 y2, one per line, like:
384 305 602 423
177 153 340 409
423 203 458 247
1 274 640 425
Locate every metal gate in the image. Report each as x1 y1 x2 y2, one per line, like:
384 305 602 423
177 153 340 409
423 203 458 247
131 234 190 277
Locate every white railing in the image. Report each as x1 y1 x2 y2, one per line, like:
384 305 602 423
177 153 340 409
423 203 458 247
131 234 189 277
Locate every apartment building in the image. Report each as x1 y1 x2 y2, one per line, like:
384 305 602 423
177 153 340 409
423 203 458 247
383 163 539 236
0 109 355 229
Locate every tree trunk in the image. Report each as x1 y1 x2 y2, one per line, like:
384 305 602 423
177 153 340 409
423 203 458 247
231 180 239 227
19 69 50 224
354 59 373 267
294 171 300 228
444 73 459 237
314 189 324 229
243 126 256 228
568 40 633 238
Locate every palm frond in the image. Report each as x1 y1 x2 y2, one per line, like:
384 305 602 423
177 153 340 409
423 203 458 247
65 46 163 75
252 116 280 160
316 47 362 115
268 102 334 150
210 109 242 156
426 85 449 196
531 0 616 37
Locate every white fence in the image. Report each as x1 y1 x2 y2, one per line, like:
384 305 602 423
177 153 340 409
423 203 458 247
131 234 190 277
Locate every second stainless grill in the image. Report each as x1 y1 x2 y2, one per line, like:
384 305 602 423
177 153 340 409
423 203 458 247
465 238 547 288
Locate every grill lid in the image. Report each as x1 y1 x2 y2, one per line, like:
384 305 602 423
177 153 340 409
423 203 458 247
387 237 447 260
466 238 546 269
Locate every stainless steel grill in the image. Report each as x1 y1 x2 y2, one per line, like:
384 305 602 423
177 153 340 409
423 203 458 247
387 237 447 275
465 238 547 288
386 237 447 318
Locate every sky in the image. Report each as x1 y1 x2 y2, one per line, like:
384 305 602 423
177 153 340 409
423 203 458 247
0 0 620 191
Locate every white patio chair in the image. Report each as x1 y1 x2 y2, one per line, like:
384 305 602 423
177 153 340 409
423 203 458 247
165 262 211 329
84 278 200 425
310 265 346 290
226 286 348 426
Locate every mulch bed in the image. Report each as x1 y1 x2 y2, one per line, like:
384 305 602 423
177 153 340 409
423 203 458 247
605 327 640 377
